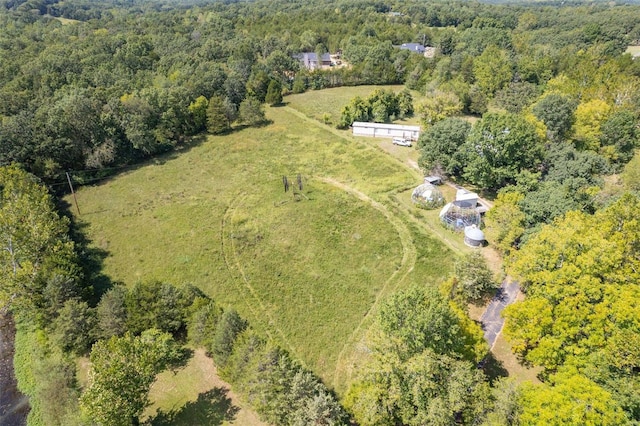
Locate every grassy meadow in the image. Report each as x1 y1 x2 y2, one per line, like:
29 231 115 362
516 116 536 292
285 85 404 124
285 85 424 126
143 350 267 426
69 90 462 399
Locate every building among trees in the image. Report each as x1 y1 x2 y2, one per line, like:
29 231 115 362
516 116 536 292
294 52 331 70
352 121 420 140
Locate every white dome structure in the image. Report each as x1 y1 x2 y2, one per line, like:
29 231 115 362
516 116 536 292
411 183 445 209
439 201 482 231
464 225 485 247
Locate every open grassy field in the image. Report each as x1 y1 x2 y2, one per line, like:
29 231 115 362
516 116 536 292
70 97 459 398
285 85 406 124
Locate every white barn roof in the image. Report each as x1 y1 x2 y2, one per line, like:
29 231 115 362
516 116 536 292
352 122 421 132
352 121 421 140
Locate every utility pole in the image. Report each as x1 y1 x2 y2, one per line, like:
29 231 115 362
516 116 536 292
66 172 80 216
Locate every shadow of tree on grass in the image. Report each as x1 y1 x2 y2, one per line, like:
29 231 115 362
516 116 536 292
148 387 239 426
481 352 509 385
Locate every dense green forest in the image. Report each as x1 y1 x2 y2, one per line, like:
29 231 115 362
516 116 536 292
1 0 640 424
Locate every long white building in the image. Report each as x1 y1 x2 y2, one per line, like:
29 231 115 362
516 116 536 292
351 121 421 140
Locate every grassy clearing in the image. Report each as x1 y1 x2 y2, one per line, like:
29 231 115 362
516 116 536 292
144 349 267 426
70 102 455 390
285 85 406 124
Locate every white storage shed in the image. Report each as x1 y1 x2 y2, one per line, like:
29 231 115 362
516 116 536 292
352 122 421 140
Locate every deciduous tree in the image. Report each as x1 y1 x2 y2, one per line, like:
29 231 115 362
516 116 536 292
416 91 462 126
0 166 78 322
572 99 611 151
418 117 470 177
519 373 626 425
532 93 577 143
80 330 183 426
473 45 513 96
453 252 497 303
484 191 526 254
462 112 543 190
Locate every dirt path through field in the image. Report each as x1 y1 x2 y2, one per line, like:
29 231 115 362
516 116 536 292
319 177 417 390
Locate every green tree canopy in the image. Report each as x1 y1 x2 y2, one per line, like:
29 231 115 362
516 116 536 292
416 90 463 126
462 112 543 191
238 97 266 126
345 286 490 425
599 109 639 165
532 93 578 143
504 194 640 374
418 117 471 177
519 373 626 425
472 45 513 96
80 329 184 426
453 252 497 303
0 165 79 322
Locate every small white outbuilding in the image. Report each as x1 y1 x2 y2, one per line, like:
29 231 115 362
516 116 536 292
455 188 479 208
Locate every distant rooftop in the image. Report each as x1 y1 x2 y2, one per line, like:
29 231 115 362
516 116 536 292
399 43 426 53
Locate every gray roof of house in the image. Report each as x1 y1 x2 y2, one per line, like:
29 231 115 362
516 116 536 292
295 52 331 62
399 43 426 53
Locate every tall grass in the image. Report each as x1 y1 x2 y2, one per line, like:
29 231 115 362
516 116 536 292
70 95 455 389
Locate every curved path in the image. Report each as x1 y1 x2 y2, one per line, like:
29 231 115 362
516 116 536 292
480 279 520 349
220 193 298 357
320 177 417 389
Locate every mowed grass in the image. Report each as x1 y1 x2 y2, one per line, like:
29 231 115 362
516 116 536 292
71 102 455 390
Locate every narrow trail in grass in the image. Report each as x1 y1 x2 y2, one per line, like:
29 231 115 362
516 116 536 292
220 192 298 358
320 177 417 390
391 195 461 254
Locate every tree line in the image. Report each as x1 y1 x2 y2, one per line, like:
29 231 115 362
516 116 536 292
1 166 347 425
1 0 639 187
